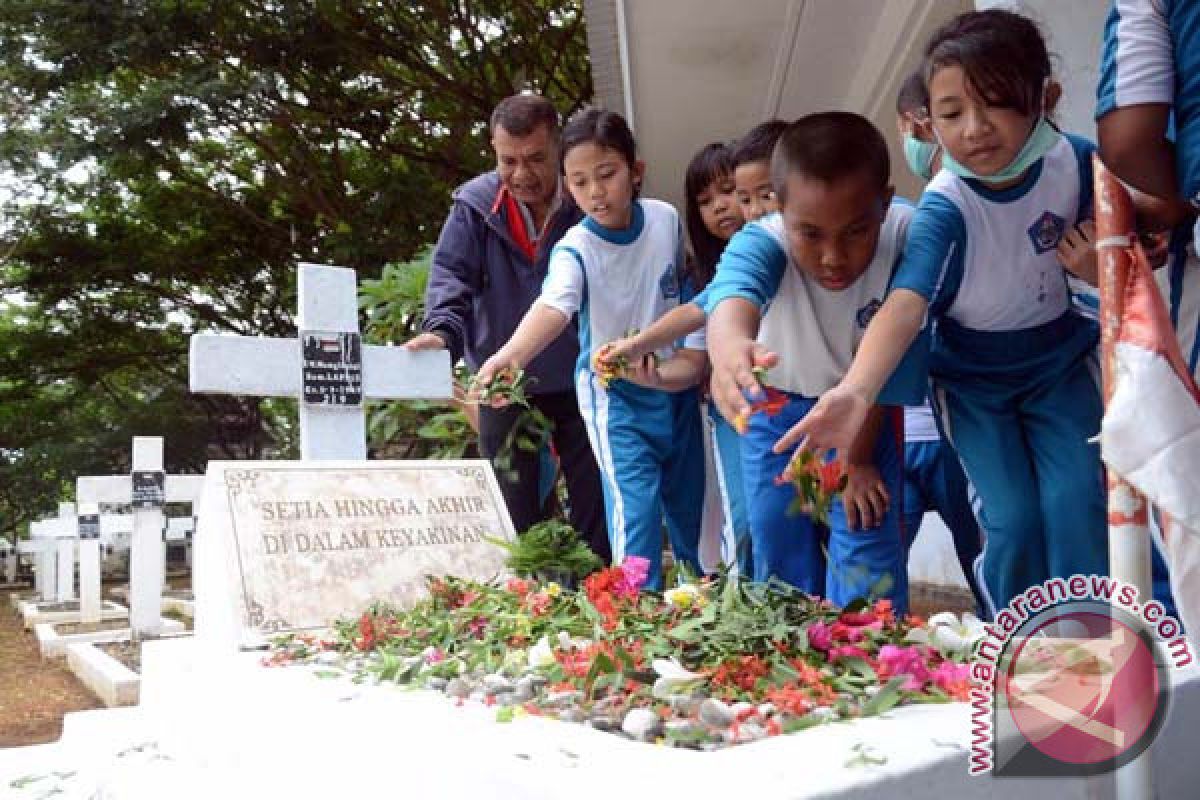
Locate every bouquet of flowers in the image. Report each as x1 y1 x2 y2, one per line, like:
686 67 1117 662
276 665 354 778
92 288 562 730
775 449 848 526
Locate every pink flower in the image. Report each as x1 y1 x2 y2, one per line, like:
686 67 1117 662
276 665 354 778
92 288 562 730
877 644 931 691
807 621 833 652
424 647 446 665
828 645 871 663
931 660 971 700
615 555 650 599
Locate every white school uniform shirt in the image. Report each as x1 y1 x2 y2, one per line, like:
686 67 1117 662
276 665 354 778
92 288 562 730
539 198 702 368
754 204 911 397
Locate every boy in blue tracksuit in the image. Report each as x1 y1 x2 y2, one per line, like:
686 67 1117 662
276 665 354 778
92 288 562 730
701 113 926 612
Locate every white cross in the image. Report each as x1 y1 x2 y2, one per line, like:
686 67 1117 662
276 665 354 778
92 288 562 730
77 436 204 637
188 263 451 461
43 502 78 604
27 518 59 602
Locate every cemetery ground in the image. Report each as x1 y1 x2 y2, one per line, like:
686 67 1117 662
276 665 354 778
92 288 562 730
1 574 191 747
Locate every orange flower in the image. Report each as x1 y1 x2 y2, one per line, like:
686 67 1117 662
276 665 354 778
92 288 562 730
732 386 789 435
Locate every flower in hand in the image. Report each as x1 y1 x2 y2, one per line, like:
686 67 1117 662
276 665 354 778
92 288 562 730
774 449 848 526
468 366 533 408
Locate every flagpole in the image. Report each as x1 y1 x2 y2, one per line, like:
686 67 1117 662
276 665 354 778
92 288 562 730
1094 155 1153 800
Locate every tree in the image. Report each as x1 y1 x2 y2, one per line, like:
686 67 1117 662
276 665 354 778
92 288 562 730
0 0 592 537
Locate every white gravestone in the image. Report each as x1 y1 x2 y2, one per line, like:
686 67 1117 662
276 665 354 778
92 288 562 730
189 263 452 461
29 519 58 602
77 438 205 637
1 538 16 585
49 502 78 603
194 460 516 651
76 502 104 624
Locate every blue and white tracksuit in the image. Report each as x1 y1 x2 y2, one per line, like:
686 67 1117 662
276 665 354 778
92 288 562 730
540 199 705 589
890 134 1108 614
702 203 918 611
1098 0 1200 385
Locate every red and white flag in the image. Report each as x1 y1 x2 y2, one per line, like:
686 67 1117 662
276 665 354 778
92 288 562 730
1097 169 1200 646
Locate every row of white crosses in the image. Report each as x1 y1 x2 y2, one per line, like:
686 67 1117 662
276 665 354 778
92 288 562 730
189 263 451 461
77 436 203 636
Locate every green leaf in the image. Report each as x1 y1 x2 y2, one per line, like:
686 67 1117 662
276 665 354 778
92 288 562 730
861 676 907 717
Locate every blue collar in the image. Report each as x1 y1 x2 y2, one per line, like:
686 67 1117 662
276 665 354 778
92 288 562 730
582 199 644 245
962 159 1043 203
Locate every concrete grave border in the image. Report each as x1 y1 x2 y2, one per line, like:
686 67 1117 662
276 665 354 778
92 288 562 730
20 599 127 630
39 616 184 659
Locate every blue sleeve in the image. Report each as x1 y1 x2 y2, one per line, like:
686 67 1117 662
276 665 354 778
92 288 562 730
1065 133 1098 220
698 223 788 315
422 200 481 364
1096 0 1174 120
888 192 966 318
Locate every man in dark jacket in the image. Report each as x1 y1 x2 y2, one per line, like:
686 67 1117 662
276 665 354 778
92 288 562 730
405 94 609 563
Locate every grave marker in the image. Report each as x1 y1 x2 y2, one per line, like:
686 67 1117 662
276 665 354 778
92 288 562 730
77 438 204 637
2 540 15 585
189 263 452 461
29 519 58 602
76 502 104 624
49 502 78 603
194 460 515 650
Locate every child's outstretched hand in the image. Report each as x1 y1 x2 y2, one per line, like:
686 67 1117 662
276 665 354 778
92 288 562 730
772 382 871 462
710 338 778 427
471 354 519 408
622 353 663 389
1057 220 1098 286
841 464 889 531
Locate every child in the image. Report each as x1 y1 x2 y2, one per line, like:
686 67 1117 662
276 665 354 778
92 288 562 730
476 108 706 589
894 72 986 616
769 10 1108 613
732 120 788 222
599 122 790 367
600 142 752 575
703 112 916 611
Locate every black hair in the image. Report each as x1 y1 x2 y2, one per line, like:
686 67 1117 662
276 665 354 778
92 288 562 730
895 71 929 116
731 119 789 169
559 107 638 172
684 142 736 289
769 112 890 205
490 93 560 137
924 9 1050 117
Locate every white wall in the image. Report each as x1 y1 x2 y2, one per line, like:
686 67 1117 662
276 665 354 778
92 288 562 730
976 0 1110 140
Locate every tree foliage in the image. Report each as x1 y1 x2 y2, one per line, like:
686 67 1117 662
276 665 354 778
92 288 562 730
0 0 591 537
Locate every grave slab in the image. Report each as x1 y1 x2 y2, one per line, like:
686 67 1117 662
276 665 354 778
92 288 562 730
193 459 515 651
17 635 1200 800
20 599 127 630
37 616 184 659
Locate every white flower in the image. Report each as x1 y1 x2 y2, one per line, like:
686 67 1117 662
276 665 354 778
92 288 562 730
908 612 986 658
527 635 556 669
651 658 704 699
664 584 706 610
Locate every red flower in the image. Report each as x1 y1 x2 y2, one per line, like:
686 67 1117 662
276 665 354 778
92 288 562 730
505 577 532 597
354 612 377 651
711 655 770 692
818 460 846 495
732 386 790 435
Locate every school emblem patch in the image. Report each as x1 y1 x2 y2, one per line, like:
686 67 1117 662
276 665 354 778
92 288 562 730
659 265 680 300
856 298 882 328
1027 211 1065 254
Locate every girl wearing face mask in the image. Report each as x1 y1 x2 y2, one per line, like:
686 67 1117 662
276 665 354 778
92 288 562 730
778 10 1111 614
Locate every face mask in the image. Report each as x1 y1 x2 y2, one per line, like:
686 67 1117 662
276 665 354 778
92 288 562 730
940 115 1061 186
903 135 940 181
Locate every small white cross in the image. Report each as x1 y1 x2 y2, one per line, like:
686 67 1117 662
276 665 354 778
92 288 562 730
77 436 204 637
188 263 451 460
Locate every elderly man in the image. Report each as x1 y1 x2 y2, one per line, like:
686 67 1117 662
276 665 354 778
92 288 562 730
405 93 609 562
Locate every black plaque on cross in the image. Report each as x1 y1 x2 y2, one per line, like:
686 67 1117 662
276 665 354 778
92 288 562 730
132 470 166 509
78 514 101 540
301 331 363 407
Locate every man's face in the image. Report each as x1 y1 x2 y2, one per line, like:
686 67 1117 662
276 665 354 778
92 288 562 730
493 124 559 210
733 159 781 222
782 170 891 292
